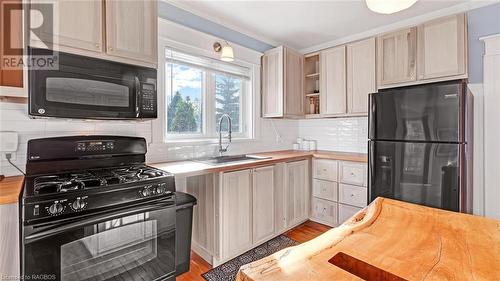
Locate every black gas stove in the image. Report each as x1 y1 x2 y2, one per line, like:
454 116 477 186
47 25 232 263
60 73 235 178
21 136 177 281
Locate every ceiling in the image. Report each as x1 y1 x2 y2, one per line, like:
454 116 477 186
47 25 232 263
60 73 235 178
171 0 488 52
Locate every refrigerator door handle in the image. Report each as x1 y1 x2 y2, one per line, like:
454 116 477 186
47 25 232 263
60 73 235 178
368 94 376 139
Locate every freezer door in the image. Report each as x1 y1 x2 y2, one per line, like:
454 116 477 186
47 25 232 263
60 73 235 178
368 140 462 212
369 81 465 142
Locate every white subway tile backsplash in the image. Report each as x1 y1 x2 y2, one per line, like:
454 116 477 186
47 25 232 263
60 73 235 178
298 117 368 153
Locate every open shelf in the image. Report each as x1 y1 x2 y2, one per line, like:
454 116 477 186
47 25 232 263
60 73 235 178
305 53 321 115
305 72 320 78
305 93 320 97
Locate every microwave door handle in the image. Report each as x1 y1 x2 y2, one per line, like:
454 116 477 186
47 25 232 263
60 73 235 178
25 198 174 243
135 77 141 117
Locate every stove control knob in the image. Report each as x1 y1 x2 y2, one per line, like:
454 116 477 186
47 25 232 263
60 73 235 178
156 184 166 194
141 187 152 197
71 198 87 211
48 202 64 215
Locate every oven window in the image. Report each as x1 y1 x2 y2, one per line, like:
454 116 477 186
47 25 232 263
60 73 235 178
46 78 130 107
60 213 157 281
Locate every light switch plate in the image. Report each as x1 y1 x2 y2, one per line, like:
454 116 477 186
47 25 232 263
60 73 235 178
0 131 19 152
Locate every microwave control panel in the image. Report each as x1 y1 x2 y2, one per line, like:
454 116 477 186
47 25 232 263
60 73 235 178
141 83 156 112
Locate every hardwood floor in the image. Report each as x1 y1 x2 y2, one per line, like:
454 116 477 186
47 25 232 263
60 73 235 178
177 220 331 281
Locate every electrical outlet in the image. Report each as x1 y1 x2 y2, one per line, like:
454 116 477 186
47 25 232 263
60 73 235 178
1 153 16 161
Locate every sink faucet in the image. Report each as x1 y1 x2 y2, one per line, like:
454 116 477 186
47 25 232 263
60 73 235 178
218 114 232 156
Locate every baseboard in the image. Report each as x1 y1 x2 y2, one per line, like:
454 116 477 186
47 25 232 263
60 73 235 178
191 241 214 266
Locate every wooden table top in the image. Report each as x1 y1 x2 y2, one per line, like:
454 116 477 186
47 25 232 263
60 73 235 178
0 176 24 205
151 150 367 177
237 198 500 281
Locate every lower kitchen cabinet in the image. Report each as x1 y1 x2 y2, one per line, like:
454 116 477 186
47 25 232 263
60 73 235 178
338 203 362 223
311 197 338 226
338 183 367 208
187 159 311 266
252 166 275 244
285 160 310 228
0 203 20 278
219 169 253 261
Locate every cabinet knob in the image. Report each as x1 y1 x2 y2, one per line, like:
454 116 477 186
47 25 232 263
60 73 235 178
95 44 100 49
108 47 113 51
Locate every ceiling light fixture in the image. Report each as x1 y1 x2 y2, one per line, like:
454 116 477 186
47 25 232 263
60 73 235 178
366 0 418 14
213 41 234 62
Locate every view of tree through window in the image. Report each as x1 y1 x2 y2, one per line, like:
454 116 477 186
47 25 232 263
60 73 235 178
216 74 241 133
165 49 250 139
166 64 203 134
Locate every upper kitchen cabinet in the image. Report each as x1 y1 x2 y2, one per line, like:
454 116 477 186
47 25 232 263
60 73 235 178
0 0 25 97
262 46 304 118
105 0 158 65
347 38 376 114
377 27 417 87
29 0 103 53
417 14 467 80
28 0 158 68
320 46 346 116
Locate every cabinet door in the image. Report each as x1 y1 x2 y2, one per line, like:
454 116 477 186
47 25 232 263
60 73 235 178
347 38 376 114
286 160 310 227
220 169 253 260
252 166 275 244
30 0 103 53
284 47 304 117
273 163 287 233
105 0 158 64
262 46 284 117
417 14 466 80
377 27 417 86
320 46 346 115
1 0 24 91
0 203 20 278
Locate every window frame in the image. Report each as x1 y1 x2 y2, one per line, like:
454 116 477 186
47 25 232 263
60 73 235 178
163 47 253 142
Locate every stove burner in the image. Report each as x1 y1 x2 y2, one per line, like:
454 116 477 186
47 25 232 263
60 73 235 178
34 175 86 194
32 165 167 195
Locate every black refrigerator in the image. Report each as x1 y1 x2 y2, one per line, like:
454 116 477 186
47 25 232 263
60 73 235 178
368 80 472 213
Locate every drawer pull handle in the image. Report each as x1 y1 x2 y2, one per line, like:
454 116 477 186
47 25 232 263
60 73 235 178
350 194 355 197
350 172 355 176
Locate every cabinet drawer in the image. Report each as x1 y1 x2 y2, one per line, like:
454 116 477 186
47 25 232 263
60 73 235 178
311 198 338 226
312 179 338 201
338 203 362 223
313 159 338 181
339 184 367 208
340 162 367 186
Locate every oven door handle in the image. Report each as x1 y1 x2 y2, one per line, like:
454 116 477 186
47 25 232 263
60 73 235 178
25 198 174 243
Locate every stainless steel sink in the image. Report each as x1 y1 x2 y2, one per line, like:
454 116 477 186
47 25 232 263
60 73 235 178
195 154 271 165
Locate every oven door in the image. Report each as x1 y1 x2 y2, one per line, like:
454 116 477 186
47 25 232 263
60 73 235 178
22 199 176 281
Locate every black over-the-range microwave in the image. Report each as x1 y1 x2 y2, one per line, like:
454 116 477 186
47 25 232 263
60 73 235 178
28 47 158 120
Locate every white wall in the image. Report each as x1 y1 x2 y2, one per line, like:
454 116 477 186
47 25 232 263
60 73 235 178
297 117 368 153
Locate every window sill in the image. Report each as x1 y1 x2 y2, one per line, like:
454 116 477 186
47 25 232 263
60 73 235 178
163 137 257 145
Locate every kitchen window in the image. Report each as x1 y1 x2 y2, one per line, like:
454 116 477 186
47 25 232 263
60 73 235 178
164 48 252 140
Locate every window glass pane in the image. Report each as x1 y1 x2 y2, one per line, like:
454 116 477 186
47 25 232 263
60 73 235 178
215 74 241 133
166 63 203 134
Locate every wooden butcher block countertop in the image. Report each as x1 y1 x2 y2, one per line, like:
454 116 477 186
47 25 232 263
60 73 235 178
0 176 24 204
237 198 500 281
151 150 367 177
